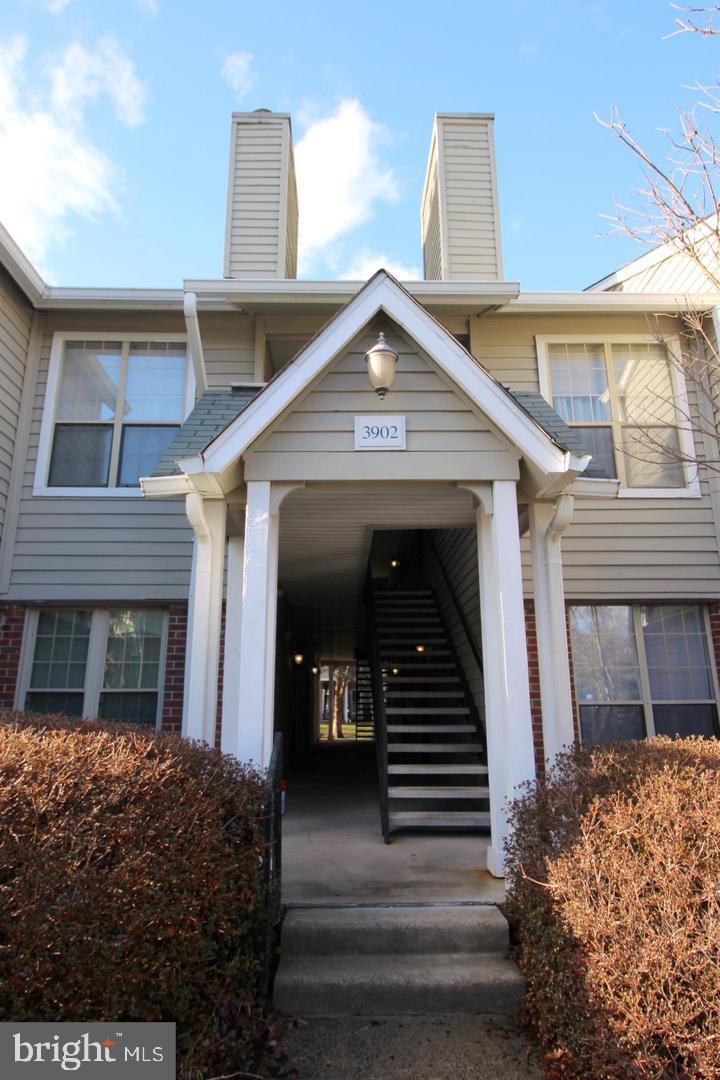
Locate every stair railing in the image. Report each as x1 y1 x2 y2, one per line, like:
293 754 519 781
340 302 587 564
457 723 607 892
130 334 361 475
367 587 391 843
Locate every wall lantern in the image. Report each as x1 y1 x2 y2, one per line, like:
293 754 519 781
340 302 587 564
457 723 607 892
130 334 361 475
293 653 304 666
415 644 425 653
365 332 398 399
390 559 400 569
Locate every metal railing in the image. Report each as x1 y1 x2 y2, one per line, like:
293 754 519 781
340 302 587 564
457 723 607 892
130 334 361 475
367 588 391 843
259 731 283 999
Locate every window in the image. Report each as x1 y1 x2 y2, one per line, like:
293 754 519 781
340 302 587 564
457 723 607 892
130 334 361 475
37 336 192 494
19 609 167 727
569 603 719 746
539 337 693 492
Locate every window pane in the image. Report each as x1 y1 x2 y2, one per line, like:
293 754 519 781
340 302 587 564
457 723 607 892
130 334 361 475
57 343 121 421
25 691 85 716
572 426 616 479
621 426 685 488
124 344 186 421
118 425 180 487
48 425 112 487
549 343 611 423
612 344 676 426
103 610 164 693
580 705 646 746
99 691 158 725
570 605 642 702
641 605 713 700
30 609 91 690
653 704 718 739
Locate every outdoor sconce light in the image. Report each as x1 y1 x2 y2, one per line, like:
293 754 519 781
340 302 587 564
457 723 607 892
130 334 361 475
391 667 399 676
415 644 425 653
390 559 399 568
365 332 398 399
293 653 304 666
310 665 319 675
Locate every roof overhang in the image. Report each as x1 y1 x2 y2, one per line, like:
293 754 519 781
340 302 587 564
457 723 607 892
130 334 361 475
144 270 588 498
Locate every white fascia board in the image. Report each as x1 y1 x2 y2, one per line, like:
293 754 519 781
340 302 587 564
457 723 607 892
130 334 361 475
140 474 189 497
0 222 46 305
586 214 720 292
41 287 185 310
506 292 720 313
183 277 521 311
202 272 569 478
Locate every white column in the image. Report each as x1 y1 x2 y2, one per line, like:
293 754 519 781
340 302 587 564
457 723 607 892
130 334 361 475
230 481 302 766
220 532 244 755
182 493 226 744
529 496 575 765
475 480 536 877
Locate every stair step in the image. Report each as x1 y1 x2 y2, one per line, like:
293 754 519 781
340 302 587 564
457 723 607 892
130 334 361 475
388 786 490 799
385 691 465 698
386 724 476 733
388 742 483 754
388 764 488 775
274 951 523 1017
380 650 451 657
386 707 470 715
280 905 510 957
386 676 461 683
389 810 491 827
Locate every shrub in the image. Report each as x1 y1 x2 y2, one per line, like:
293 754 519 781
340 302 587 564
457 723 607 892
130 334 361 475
505 737 720 1080
0 711 288 1078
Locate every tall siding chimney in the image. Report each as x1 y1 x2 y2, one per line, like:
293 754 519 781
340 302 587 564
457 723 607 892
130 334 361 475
223 111 298 279
420 113 503 281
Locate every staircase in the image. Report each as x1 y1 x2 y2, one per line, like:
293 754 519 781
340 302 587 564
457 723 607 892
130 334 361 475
354 660 375 740
370 586 489 838
274 904 524 1016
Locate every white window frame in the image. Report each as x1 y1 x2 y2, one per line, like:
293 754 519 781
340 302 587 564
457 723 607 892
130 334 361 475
34 332 195 498
536 334 701 499
569 602 720 743
15 607 169 731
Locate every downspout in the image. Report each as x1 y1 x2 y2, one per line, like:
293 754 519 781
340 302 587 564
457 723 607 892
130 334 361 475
184 291 207 396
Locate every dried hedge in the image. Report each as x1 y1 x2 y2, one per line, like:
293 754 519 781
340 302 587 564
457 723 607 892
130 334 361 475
504 737 720 1080
0 711 287 1079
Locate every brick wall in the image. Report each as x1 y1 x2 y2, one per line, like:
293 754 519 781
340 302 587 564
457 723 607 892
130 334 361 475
708 603 720 698
161 604 187 734
524 600 545 773
0 605 25 709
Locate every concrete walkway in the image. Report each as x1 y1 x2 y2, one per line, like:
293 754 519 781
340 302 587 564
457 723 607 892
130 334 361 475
284 1015 543 1079
282 747 504 904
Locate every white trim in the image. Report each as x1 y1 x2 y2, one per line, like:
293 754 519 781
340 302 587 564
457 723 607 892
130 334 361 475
202 272 574 483
34 332 193 498
536 333 702 499
586 214 720 292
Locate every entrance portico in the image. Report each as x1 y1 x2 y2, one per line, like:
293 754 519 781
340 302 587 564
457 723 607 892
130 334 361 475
142 270 588 875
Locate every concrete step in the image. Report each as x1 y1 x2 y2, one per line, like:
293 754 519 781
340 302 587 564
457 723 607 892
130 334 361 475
388 764 488 775
274 951 523 1017
280 905 510 957
386 707 470 715
388 786 490 799
390 810 490 828
385 690 465 698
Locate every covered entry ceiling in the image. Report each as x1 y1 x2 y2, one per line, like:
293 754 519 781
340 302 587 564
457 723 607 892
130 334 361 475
277 483 477 655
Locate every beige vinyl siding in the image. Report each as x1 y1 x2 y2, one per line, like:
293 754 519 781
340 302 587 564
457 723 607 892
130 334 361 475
426 527 485 721
0 267 33 539
223 113 298 280
202 312 255 385
420 115 502 282
284 150 299 278
244 328 520 482
6 312 193 602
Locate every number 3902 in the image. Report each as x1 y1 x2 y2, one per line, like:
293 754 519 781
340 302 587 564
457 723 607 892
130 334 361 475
362 425 398 439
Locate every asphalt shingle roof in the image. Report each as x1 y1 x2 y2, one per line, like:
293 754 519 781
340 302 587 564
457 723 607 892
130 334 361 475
152 384 600 480
151 386 262 477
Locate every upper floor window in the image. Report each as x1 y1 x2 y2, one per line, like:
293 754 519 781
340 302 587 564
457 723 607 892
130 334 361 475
36 335 192 495
537 337 697 495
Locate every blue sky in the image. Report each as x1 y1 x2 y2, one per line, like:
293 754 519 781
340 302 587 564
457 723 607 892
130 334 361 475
0 0 716 289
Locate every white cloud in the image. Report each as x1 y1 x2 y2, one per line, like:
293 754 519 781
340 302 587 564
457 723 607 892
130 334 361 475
136 0 160 14
221 51 256 99
0 34 146 272
295 99 400 273
49 36 146 127
44 0 73 12
339 252 420 281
